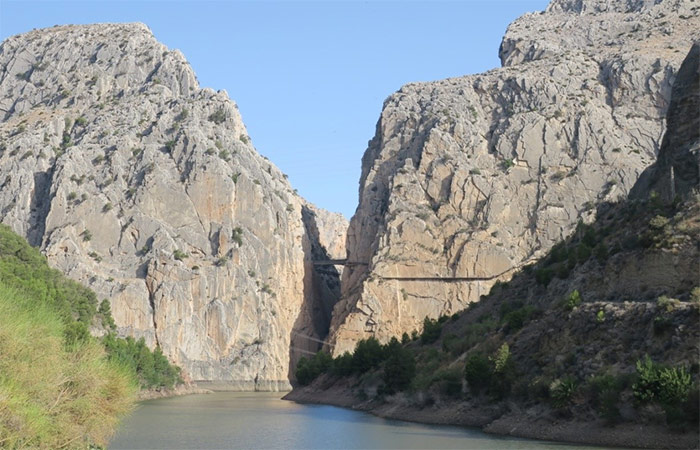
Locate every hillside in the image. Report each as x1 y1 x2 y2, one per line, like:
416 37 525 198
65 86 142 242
284 42 700 449
0 224 139 448
327 0 700 355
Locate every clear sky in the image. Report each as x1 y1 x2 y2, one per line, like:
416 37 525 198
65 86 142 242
0 0 549 218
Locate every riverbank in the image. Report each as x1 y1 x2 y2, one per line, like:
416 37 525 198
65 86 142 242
283 379 700 449
137 383 213 401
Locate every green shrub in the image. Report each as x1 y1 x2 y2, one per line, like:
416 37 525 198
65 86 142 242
102 334 181 389
420 316 443 344
173 249 188 261
633 355 693 425
432 367 462 398
382 338 416 393
587 374 623 423
352 337 385 373
649 215 669 229
563 290 582 311
81 229 92 242
576 243 592 263
581 225 598 247
208 109 227 124
464 353 491 394
596 310 605 323
99 299 117 331
239 134 249 144
690 287 700 303
492 343 510 374
231 227 243 246
295 351 333 386
657 295 679 312
594 243 608 263
331 351 354 377
551 376 578 408
501 305 537 333
535 268 554 286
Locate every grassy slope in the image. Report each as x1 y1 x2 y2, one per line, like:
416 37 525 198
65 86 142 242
0 225 183 448
0 283 135 448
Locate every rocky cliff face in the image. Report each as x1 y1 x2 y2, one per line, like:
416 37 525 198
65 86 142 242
0 23 346 389
327 0 699 355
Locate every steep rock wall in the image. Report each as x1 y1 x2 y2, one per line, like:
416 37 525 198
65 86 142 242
0 23 347 389
327 0 699 355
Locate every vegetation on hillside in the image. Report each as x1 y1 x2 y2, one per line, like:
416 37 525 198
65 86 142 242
0 282 134 448
0 224 182 389
0 225 183 447
296 194 700 430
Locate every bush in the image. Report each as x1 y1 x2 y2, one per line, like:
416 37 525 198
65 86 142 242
502 305 537 333
535 268 554 286
420 316 443 344
352 337 385 373
633 355 693 425
99 299 117 331
594 243 608 263
173 249 188 261
295 351 332 386
382 338 416 393
102 334 181 389
432 367 462 398
657 295 679 312
231 227 243 246
551 376 578 408
587 374 622 423
208 109 227 124
464 353 491 394
563 290 581 311
331 352 354 377
576 243 591 263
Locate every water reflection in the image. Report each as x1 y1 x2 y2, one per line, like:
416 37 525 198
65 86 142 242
110 392 608 450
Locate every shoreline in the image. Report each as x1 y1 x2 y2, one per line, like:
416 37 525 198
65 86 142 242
283 386 699 449
137 384 213 401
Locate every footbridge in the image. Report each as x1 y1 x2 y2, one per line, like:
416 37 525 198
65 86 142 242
311 259 368 267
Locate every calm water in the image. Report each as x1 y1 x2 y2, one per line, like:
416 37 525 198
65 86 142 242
110 392 607 449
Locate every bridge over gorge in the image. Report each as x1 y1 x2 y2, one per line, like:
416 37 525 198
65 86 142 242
311 259 367 267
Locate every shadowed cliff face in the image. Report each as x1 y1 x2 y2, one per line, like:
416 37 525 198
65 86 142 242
631 42 700 201
0 23 347 389
326 0 700 355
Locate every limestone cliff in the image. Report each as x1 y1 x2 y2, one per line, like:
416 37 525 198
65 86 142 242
0 23 347 389
327 0 700 355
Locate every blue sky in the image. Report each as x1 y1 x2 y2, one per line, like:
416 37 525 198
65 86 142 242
0 0 549 218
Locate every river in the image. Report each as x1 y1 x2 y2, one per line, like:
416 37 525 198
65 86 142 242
110 392 607 449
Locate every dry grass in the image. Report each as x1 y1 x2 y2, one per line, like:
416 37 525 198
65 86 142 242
0 283 136 449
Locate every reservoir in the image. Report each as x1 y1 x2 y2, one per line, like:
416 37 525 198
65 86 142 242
110 392 608 449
